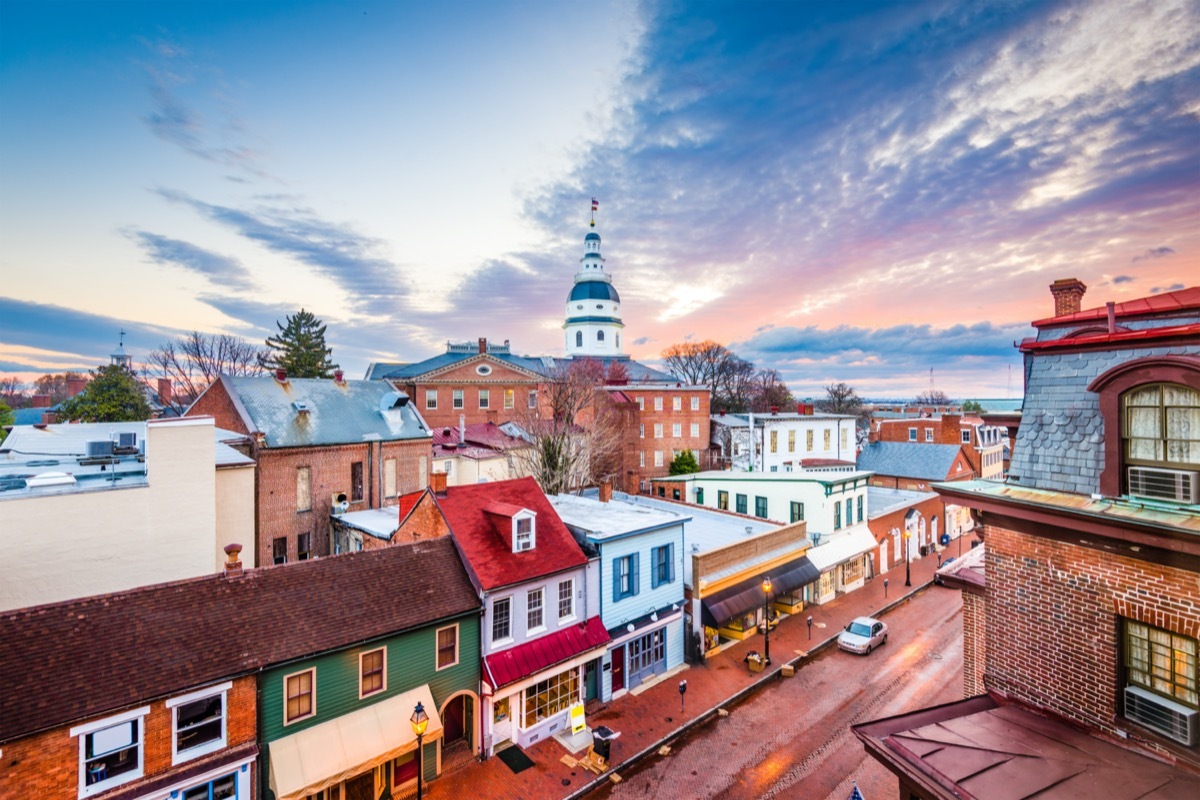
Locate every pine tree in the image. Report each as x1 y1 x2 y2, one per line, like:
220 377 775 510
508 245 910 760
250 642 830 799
57 364 152 422
669 449 700 475
262 309 339 379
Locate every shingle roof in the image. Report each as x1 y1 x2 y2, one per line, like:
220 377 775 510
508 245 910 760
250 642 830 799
221 375 431 448
856 442 963 481
0 537 479 743
435 477 587 591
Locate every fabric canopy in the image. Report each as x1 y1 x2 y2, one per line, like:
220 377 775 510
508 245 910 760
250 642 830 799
700 556 820 628
806 528 877 572
269 684 443 800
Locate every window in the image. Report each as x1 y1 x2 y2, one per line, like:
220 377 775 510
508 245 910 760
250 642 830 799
1124 383 1200 469
806 430 814 451
691 396 700 410
770 431 778 453
523 666 579 728
654 397 663 411
628 629 666 677
74 708 148 795
170 684 228 763
755 496 768 518
273 537 287 565
181 773 237 800
636 396 645 410
558 579 575 620
654 423 663 438
962 429 972 444
515 516 533 551
640 423 645 438
925 428 934 442
453 389 464 409
614 554 639 599
504 389 514 409
639 451 645 468
672 423 682 437
576 331 583 347
479 389 490 409
842 557 864 584
492 597 512 641
529 389 539 408
527 588 544 630
360 648 386 697
285 669 315 724
735 494 747 514
823 430 831 449
436 625 459 670
597 330 605 342
351 461 364 502
296 466 311 512
1125 620 1197 710
691 422 700 437
672 488 681 500
834 503 842 530
383 458 397 498
857 495 864 522
908 427 917 441
425 389 437 409
718 490 729 510
846 498 854 524
652 543 675 588
788 430 795 452
790 501 804 522
654 451 663 467
673 396 682 411
297 532 312 561
696 487 704 504
842 429 849 449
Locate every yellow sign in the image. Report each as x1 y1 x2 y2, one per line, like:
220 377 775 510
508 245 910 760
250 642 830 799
570 703 586 734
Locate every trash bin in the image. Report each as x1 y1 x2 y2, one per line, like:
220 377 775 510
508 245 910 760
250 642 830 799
592 725 620 761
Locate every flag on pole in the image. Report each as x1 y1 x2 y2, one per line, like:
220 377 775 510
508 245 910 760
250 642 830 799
849 781 865 800
591 197 599 211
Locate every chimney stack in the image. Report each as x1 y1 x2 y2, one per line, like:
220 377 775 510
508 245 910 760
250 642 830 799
599 480 613 503
223 543 243 577
1049 278 1087 317
275 368 287 383
941 413 962 445
67 377 87 398
478 337 487 354
333 369 345 384
32 394 51 408
430 471 449 496
157 378 172 406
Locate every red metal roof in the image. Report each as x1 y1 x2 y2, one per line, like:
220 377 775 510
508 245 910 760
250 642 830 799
436 477 587 591
431 421 525 450
397 489 426 521
1032 286 1200 328
1020 322 1200 352
483 616 610 689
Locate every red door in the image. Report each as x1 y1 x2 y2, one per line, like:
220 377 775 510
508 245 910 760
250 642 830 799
611 646 625 692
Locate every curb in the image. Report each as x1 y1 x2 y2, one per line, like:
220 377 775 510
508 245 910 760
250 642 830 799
561 580 932 798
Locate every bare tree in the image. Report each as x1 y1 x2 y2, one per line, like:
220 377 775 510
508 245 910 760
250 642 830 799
147 332 266 413
661 340 734 386
914 389 952 406
32 372 85 405
0 377 28 408
747 368 795 412
817 382 866 418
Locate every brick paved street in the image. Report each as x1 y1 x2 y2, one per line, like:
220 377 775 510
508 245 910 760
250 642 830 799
421 547 965 800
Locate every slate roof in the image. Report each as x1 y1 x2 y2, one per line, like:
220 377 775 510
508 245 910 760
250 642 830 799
217 375 431 448
371 351 678 384
483 615 609 689
867 486 939 519
435 477 587 591
10 406 51 425
0 537 478 744
856 442 964 481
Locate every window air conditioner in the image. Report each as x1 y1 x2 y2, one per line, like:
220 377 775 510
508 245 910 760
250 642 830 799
1125 685 1199 746
331 491 349 514
1127 466 1200 503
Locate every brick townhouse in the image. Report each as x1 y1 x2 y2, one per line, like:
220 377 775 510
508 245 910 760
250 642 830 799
875 412 1008 480
187 371 432 566
855 280 1200 797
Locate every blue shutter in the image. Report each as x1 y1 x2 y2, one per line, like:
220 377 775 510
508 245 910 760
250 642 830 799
650 547 661 589
668 542 676 584
612 558 622 602
631 552 640 596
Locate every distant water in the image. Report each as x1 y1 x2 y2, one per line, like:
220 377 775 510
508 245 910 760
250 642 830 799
864 397 1023 412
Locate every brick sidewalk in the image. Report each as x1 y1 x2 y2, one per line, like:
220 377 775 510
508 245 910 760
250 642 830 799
420 547 959 800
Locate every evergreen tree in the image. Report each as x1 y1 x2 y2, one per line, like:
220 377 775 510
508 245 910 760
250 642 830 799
0 400 12 443
57 364 152 422
262 309 339 379
669 449 700 475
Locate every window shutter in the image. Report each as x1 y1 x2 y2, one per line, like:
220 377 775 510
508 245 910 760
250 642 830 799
631 552 640 596
651 549 660 590
613 559 622 602
668 542 676 583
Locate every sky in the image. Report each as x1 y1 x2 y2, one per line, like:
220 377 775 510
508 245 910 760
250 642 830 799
1 0 1196 399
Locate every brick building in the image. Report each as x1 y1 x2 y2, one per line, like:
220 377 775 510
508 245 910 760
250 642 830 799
864 486 943 577
855 281 1200 797
874 412 1007 480
187 372 432 566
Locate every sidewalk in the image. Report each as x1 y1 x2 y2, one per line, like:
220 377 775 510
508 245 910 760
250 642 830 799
422 548 956 800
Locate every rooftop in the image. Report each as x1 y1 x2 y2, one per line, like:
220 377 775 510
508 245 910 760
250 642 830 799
867 486 939 519
857 441 966 481
653 468 874 485
1031 285 1200 328
550 493 686 541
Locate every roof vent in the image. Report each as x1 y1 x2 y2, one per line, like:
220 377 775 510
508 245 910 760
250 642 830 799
293 400 311 414
379 391 409 412
26 472 77 488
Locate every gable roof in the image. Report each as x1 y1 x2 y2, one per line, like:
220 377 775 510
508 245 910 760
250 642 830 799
373 350 679 384
216 375 431 448
435 477 586 591
0 537 478 744
857 442 966 481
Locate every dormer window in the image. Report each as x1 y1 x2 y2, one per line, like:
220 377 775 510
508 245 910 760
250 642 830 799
515 514 534 552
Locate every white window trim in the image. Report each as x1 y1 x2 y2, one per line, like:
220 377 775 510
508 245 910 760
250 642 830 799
167 682 231 765
425 389 437 410
491 595 514 647
358 647 388 699
72 706 150 798
513 511 536 552
558 578 576 622
436 623 460 671
283 667 316 726
527 587 546 633
691 396 700 410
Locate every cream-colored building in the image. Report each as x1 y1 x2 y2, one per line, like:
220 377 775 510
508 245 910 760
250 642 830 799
0 416 255 611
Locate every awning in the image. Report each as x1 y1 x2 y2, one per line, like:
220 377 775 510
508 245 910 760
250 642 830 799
269 685 443 800
807 527 878 572
700 556 821 628
484 616 609 690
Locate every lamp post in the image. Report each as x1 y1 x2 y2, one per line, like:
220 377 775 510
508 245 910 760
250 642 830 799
762 576 773 665
411 701 429 800
806 615 813 641
884 577 889 598
904 531 912 587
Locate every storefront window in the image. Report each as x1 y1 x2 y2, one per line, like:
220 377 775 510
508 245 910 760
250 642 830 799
523 667 579 728
842 557 864 584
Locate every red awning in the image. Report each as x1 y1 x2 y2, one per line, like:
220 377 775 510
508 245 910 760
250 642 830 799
484 616 610 690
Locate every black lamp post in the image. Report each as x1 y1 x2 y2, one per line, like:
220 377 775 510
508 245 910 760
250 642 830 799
762 576 773 665
904 531 912 587
884 577 889 598
806 614 813 640
411 701 429 800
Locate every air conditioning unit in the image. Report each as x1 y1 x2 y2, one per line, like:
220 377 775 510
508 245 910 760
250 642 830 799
1127 466 1200 503
331 491 349 515
1125 685 1199 746
86 440 114 458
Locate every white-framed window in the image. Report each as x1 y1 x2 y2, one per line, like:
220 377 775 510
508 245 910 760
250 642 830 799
453 389 464 409
558 578 575 620
636 396 644 410
654 451 664 467
479 389 490 409
961 429 972 444
788 429 796 452
527 588 545 630
639 451 645 468
673 396 682 411
691 396 700 411
640 423 645 438
504 389 515 409
925 428 934 442
284 668 316 725
168 682 230 765
691 422 700 438
654 397 663 411
673 423 682 437
514 514 534 552
654 423 663 438
528 389 539 408
436 624 459 670
360 648 386 698
492 596 512 642
425 389 437 409
73 706 149 796
908 427 917 442
180 771 239 800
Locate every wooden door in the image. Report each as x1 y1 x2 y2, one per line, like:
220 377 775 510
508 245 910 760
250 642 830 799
611 645 625 693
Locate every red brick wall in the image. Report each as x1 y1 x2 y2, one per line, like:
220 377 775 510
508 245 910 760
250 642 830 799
403 378 543 430
983 523 1200 767
866 495 944 573
392 493 451 545
189 379 250 435
624 388 711 490
1 677 256 799
962 590 986 698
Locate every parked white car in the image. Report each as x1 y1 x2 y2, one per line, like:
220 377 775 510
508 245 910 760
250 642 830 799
837 616 888 655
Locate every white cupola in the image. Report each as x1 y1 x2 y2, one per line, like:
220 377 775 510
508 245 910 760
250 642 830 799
563 211 623 357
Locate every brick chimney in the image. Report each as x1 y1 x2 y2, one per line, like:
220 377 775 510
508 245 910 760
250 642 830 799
599 480 613 503
223 543 243 577
32 394 51 408
67 377 87 397
478 337 487 354
157 378 172 407
333 369 345 384
940 413 962 445
1049 278 1087 317
275 368 287 383
430 471 448 496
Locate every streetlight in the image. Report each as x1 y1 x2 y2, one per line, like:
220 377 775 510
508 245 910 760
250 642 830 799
884 577 889 598
411 701 429 800
904 530 912 587
761 576 773 665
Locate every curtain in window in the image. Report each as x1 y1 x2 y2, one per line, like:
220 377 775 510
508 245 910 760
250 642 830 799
1165 384 1200 465
1125 385 1162 461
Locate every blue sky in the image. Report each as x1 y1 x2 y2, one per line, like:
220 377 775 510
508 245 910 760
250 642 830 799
1 0 1196 398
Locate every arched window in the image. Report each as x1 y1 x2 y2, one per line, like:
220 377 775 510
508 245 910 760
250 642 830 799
1123 383 1200 469
575 331 583 348
597 331 605 342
